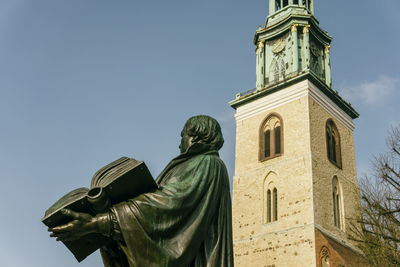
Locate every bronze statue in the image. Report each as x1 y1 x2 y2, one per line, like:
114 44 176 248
49 115 234 266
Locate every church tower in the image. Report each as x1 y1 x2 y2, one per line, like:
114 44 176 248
230 1 365 266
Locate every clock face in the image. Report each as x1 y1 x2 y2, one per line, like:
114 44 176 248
272 39 286 54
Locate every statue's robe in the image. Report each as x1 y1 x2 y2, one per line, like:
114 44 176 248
101 143 233 267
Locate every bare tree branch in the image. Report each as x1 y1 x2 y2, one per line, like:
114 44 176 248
348 125 400 266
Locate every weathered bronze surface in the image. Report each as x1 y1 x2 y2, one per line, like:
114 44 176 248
48 115 234 266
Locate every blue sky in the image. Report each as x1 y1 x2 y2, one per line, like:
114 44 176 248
0 1 399 266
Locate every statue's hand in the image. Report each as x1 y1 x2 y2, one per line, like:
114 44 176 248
48 209 98 242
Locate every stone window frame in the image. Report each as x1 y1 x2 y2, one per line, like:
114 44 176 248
259 113 284 162
326 119 342 169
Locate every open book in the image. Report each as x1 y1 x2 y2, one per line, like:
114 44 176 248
42 157 157 262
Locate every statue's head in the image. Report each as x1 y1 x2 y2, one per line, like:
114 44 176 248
179 115 224 153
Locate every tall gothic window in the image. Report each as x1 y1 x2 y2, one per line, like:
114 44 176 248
273 188 278 221
275 0 281 11
293 0 299 4
282 0 288 7
326 119 342 168
260 114 284 161
267 189 272 223
264 173 278 224
332 176 343 229
264 130 271 157
274 125 281 154
265 187 278 223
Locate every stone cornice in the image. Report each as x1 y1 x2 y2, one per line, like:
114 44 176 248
255 12 331 45
229 72 359 123
231 77 357 131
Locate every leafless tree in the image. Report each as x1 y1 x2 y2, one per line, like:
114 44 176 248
349 126 400 266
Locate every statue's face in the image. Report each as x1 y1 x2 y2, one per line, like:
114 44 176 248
179 129 194 153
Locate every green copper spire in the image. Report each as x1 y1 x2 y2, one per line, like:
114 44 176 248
229 0 359 120
255 0 331 91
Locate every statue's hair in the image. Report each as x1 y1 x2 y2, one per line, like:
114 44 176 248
183 115 224 151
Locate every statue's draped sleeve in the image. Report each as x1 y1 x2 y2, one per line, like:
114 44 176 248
104 149 233 267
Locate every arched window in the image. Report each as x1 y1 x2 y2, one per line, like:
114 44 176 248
260 114 284 161
320 246 330 267
274 125 281 154
326 119 342 168
273 188 278 221
274 0 289 9
264 173 278 224
275 0 281 11
267 189 272 223
332 176 343 229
